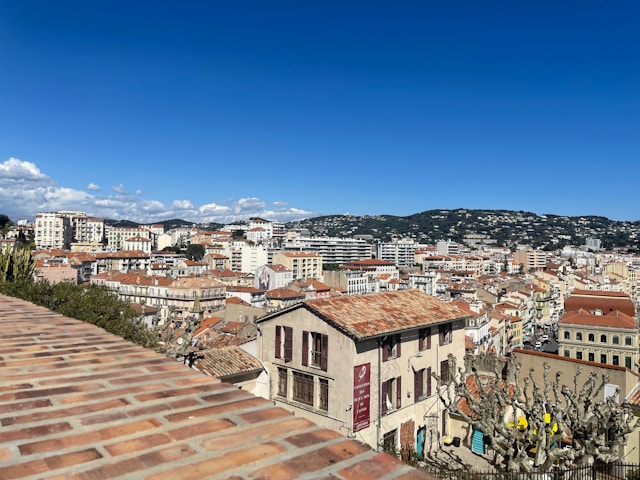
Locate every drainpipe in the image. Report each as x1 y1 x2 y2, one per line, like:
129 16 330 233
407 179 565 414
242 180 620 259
377 336 385 451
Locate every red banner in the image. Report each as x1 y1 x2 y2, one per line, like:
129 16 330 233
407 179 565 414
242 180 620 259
353 363 370 433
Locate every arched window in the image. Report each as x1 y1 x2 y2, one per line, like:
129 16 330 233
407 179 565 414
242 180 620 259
564 331 570 340
612 335 620 345
576 332 583 341
600 334 607 343
625 336 632 346
588 333 595 342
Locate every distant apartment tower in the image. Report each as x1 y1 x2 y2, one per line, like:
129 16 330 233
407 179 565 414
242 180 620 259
514 248 547 271
34 212 73 250
273 251 322 280
107 227 152 251
585 238 601 251
376 239 416 268
436 240 459 256
282 236 371 265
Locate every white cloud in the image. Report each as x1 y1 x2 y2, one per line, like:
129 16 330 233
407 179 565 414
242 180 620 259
0 157 315 225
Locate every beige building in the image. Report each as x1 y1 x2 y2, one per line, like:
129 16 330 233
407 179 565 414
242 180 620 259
34 212 73 250
257 290 469 454
273 251 322 281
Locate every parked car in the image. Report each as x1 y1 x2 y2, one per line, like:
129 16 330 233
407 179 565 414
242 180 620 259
535 341 542 349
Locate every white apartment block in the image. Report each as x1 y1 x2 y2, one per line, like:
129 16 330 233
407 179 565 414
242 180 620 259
273 251 323 281
34 212 73 250
376 239 416 267
281 237 371 266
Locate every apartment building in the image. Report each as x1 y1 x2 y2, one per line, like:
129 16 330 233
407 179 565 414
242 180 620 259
273 251 322 281
106 226 152 251
376 239 417 268
34 212 73 249
514 248 548 271
257 290 469 454
255 263 293 290
282 236 371 265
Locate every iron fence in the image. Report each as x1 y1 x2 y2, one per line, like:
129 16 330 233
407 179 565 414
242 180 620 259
427 462 640 480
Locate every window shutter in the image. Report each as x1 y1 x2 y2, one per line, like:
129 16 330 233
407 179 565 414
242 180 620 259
382 339 389 362
396 334 401 358
396 376 402 409
320 334 328 371
302 331 309 366
284 326 293 362
418 329 424 351
382 380 388 416
426 328 431 349
426 367 432 397
414 370 421 401
439 325 444 346
275 326 281 359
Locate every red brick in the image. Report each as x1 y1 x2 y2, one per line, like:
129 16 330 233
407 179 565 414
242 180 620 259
2 422 72 442
0 398 52 414
238 406 293 424
1 398 129 426
19 419 162 455
285 427 344 448
166 397 267 423
339 451 407 479
168 417 236 441
144 442 287 480
59 383 169 404
0 448 102 480
105 433 172 456
201 417 314 452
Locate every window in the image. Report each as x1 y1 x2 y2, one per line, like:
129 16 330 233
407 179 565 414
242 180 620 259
625 357 632 369
576 351 582 360
601 354 607 364
277 367 288 397
588 353 595 362
612 336 620 345
319 378 329 411
414 367 432 401
564 350 570 357
293 372 314 406
613 355 619 366
383 429 397 453
564 331 570 340
382 377 402 415
625 336 632 346
439 323 452 346
275 326 293 362
382 334 401 361
588 333 595 342
302 331 328 371
440 359 451 385
600 334 607 343
576 332 583 341
414 368 424 401
419 327 432 351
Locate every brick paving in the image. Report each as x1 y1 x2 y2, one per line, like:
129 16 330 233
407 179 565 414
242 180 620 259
0 294 437 479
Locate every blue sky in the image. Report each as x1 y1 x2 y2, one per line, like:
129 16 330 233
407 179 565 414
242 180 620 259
1 1 638 224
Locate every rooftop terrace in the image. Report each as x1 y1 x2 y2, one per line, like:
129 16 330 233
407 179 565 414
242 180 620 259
0 294 434 479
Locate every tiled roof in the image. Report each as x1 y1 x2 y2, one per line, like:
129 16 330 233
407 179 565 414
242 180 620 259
260 290 469 340
565 290 636 317
195 346 264 379
560 308 637 329
0 294 434 480
266 288 305 300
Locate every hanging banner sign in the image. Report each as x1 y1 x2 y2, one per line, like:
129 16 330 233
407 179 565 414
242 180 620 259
353 363 371 432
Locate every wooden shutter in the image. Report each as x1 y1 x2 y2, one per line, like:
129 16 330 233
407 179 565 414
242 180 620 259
414 369 422 401
320 334 328 371
396 376 402 409
395 334 401 358
426 328 431 349
382 339 389 362
418 329 424 351
284 326 293 362
381 380 388 415
302 331 309 366
275 326 281 358
426 367 432 397
439 325 444 346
